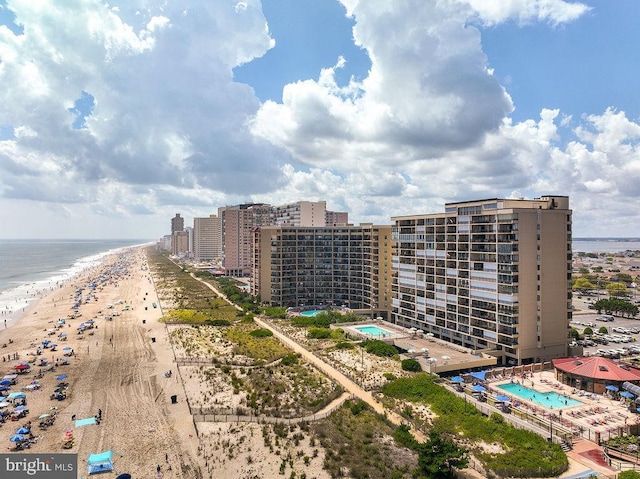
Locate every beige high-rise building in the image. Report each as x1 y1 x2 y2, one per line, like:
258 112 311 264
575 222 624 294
193 214 222 263
391 196 572 366
252 224 393 318
271 201 327 227
220 203 271 276
171 230 190 256
325 210 349 226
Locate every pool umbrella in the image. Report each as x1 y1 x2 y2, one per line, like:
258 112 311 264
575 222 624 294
621 391 634 399
495 395 510 402
606 385 619 392
56 375 68 381
16 427 30 435
451 376 464 383
469 370 488 381
472 385 486 393
9 435 25 442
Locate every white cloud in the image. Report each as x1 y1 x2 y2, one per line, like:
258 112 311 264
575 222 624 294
0 0 638 239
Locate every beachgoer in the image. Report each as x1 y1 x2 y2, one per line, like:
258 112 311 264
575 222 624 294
157 465 161 473
165 453 168 463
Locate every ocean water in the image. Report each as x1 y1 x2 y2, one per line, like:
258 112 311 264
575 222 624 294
0 239 149 318
573 240 640 254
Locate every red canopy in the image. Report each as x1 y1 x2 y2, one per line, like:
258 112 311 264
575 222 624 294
14 364 30 371
553 357 640 382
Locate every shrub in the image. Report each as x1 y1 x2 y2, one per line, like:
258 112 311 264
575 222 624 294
401 359 422 372
618 471 640 479
250 328 273 338
308 328 332 339
334 341 355 350
205 319 231 326
281 353 299 366
364 340 398 357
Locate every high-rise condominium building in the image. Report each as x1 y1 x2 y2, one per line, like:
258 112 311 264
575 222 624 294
252 224 393 317
271 201 327 227
171 230 190 256
325 210 349 226
171 213 184 234
193 214 222 262
220 203 271 276
391 196 572 366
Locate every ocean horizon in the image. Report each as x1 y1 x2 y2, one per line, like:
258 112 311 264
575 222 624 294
0 239 151 318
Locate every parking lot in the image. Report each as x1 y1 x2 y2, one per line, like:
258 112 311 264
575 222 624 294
572 295 640 359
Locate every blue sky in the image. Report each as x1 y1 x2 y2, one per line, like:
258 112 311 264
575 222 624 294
0 0 639 239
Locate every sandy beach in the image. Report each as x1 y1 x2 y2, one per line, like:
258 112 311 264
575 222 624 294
0 248 200 478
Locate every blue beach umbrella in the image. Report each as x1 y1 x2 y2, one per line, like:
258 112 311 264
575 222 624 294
451 376 464 383
606 385 619 392
14 405 26 412
0 385 8 391
56 375 68 381
495 395 510 402
472 385 486 393
621 391 634 399
9 435 25 442
62 347 73 351
16 427 29 435
0 380 11 386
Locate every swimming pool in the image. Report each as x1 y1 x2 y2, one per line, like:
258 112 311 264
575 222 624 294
498 382 583 409
356 325 394 338
300 310 324 317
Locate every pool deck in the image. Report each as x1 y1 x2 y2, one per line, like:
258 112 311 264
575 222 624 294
483 370 637 437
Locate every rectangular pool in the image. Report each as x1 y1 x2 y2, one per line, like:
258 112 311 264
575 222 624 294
356 325 394 338
498 382 583 409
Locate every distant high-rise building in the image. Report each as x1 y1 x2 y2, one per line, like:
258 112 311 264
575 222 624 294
391 195 572 366
252 224 393 318
193 214 222 262
271 201 327 227
220 203 271 276
171 230 190 256
325 210 349 226
171 213 184 234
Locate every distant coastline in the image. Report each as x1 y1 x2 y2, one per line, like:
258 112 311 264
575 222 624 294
573 238 640 242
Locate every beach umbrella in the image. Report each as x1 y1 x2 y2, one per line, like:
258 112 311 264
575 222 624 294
495 395 511 402
63 347 73 351
0 385 8 391
56 375 68 381
472 385 486 393
606 385 619 392
442 355 451 360
14 364 29 371
14 405 26 412
0 401 10 408
451 376 464 383
49 344 58 348
38 414 50 419
621 391 635 399
16 427 30 435
116 474 132 479
0 380 11 386
9 435 25 442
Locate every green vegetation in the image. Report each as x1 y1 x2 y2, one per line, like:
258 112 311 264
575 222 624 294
290 310 364 328
307 327 332 339
262 306 288 318
593 298 639 318
333 341 355 350
364 340 398 357
381 375 568 477
311 400 418 479
401 358 422 372
619 471 640 479
224 324 290 362
249 328 274 338
607 281 630 298
573 277 596 293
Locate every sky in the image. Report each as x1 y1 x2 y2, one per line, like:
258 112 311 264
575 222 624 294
0 0 639 240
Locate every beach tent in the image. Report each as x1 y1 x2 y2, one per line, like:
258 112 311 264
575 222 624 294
87 450 114 475
7 392 26 403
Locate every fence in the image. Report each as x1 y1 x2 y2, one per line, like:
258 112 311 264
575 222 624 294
192 394 355 425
